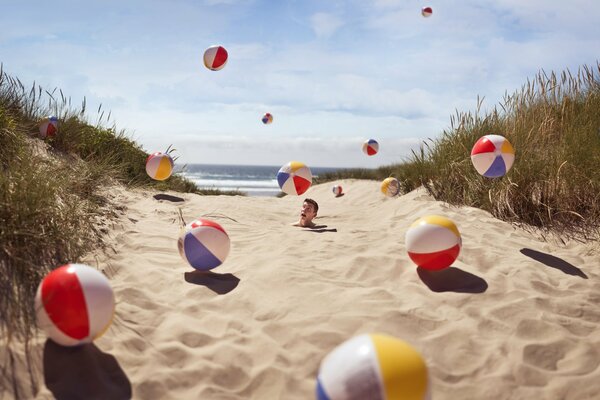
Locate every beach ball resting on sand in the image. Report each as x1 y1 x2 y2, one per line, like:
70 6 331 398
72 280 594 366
262 112 273 124
362 139 379 156
317 333 430 400
405 215 461 271
146 152 174 181
277 161 313 196
381 177 401 197
39 116 58 139
178 218 231 271
35 263 115 347
203 45 228 71
421 7 433 17
332 185 343 197
470 134 515 178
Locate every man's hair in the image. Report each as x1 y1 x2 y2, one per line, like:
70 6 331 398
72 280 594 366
304 198 319 213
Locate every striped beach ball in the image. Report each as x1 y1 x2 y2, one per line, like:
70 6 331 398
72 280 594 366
470 134 515 178
262 113 273 124
146 152 174 181
332 185 343 197
421 7 433 17
35 264 115 347
362 139 379 156
277 161 313 196
317 333 430 400
39 116 58 139
203 45 228 71
178 219 230 271
381 177 400 197
405 215 461 271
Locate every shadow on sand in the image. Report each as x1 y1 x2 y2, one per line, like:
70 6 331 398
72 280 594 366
153 193 185 203
417 266 488 293
184 270 240 294
43 340 131 400
520 248 588 279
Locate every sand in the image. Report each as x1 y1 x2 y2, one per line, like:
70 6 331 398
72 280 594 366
13 179 600 399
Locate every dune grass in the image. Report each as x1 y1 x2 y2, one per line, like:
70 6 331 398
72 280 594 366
316 63 600 241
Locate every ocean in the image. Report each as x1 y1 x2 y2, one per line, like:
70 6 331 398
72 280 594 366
178 164 342 196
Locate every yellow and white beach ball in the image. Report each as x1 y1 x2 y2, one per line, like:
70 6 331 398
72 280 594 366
146 152 174 181
277 161 313 195
405 215 461 271
381 177 400 197
317 333 430 400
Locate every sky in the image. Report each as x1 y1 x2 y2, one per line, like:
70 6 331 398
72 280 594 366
1 0 599 168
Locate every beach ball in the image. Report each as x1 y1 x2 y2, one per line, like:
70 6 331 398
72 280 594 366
277 161 312 196
317 333 430 400
262 113 273 124
332 185 343 197
203 45 228 71
35 264 115 347
405 215 461 271
421 7 433 17
381 177 400 197
470 134 515 178
146 152 174 181
362 139 379 156
39 116 58 139
178 218 230 271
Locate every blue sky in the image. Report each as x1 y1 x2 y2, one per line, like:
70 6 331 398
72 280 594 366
1 0 599 167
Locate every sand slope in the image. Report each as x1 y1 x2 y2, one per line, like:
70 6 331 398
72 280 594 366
30 179 599 400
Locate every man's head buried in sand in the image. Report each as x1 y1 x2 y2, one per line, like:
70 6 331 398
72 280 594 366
294 198 319 228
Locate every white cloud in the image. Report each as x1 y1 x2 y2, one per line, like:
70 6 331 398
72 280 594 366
310 12 344 38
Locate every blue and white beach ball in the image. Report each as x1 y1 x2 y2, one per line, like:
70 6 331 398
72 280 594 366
317 333 430 400
178 219 230 271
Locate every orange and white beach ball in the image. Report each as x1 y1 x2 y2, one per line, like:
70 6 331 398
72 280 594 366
317 333 430 400
405 215 461 271
381 177 400 197
203 45 228 71
39 116 58 139
35 264 115 347
362 139 379 156
332 185 343 197
277 161 313 196
146 152 174 181
470 134 515 178
421 7 433 17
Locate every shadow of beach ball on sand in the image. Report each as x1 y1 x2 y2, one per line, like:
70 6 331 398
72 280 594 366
405 215 461 271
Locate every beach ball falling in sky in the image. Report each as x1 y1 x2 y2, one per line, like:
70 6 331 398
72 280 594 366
35 263 116 347
262 113 273 124
277 161 313 196
332 185 343 197
146 152 174 181
421 7 433 17
405 215 461 271
362 139 379 156
39 116 58 139
316 333 430 400
178 218 231 271
470 135 515 178
203 45 228 71
381 177 400 197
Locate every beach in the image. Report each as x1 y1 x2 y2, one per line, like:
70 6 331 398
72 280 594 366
20 179 599 399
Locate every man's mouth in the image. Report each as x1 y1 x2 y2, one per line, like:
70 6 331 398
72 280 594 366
301 212 306 217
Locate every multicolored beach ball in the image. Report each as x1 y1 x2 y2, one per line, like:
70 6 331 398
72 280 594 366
381 177 400 197
421 7 433 17
362 139 379 156
332 185 343 197
262 113 273 124
316 333 430 400
277 161 313 196
39 116 58 139
35 264 115 347
178 218 230 271
405 215 461 271
470 134 515 178
203 45 228 71
146 152 174 181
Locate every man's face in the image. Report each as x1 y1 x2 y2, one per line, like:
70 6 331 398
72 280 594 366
300 201 317 223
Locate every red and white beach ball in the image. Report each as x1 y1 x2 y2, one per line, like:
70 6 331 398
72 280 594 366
421 7 433 17
332 185 343 197
146 152 174 181
203 45 228 71
262 113 273 124
470 135 515 178
39 116 58 139
178 218 230 271
317 333 430 400
35 264 115 347
405 215 461 271
277 161 313 196
381 177 400 197
362 139 379 156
